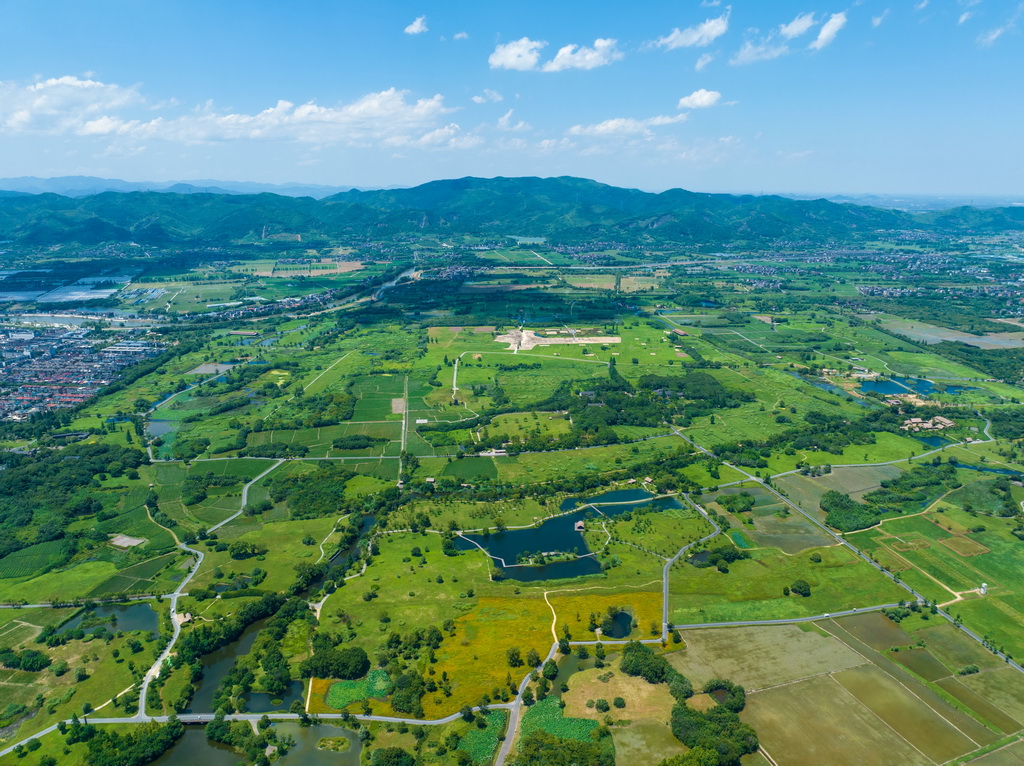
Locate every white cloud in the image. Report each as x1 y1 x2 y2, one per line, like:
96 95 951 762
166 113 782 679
677 88 721 109
404 16 428 35
978 5 1023 46
541 38 624 71
488 37 547 70
496 109 530 131
0 75 144 134
695 53 714 70
730 39 789 65
652 11 730 50
809 12 847 50
779 12 816 39
915 1 929 10
959 11 973 24
872 10 890 27
471 88 503 104
568 114 686 137
454 32 468 40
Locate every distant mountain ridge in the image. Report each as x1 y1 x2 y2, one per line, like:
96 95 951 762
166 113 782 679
0 176 355 199
0 175 1022 247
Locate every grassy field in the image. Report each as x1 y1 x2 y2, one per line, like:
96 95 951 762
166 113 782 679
668 541 906 625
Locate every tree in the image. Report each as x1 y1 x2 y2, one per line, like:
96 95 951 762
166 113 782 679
371 747 416 766
460 705 475 722
526 648 541 667
521 687 535 706
542 659 559 680
790 580 811 597
506 647 523 667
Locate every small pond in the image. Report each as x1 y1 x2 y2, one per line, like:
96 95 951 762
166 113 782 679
60 602 159 638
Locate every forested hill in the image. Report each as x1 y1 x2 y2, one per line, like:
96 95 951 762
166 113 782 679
1 175 1023 247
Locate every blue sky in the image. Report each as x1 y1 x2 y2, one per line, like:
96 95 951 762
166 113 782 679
0 1 1021 194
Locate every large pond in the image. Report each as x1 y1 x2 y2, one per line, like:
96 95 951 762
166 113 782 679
859 375 978 397
60 602 159 638
146 420 177 437
154 724 364 766
457 490 684 582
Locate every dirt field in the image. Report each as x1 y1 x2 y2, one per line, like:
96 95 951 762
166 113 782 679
563 660 676 721
667 624 864 690
743 674 932 766
833 664 979 762
938 536 990 556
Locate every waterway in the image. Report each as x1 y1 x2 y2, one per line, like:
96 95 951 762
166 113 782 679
153 723 363 766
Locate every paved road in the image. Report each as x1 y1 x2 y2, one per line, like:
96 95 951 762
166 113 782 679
136 459 284 717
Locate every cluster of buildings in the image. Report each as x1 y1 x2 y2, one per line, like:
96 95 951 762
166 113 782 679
900 416 956 432
0 328 162 419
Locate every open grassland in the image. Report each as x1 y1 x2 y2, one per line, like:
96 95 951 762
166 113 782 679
669 542 905 625
494 436 684 484
611 720 687 764
547 589 664 642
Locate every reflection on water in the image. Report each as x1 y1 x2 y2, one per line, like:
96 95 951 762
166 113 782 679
460 490 683 582
60 602 159 637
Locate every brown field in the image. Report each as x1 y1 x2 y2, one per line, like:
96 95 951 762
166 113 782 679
935 677 1022 734
687 693 717 712
961 669 1024 723
833 612 914 651
666 623 864 690
563 659 676 721
833 664 979 762
743 674 932 766
938 536 990 556
890 648 950 682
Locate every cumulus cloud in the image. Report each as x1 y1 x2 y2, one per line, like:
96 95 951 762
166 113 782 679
652 11 730 50
809 12 847 50
568 114 686 137
0 76 467 152
454 31 468 40
496 109 530 131
677 88 721 109
471 88 503 104
779 12 816 39
488 37 547 70
695 53 714 70
404 16 428 35
0 75 144 134
541 38 623 71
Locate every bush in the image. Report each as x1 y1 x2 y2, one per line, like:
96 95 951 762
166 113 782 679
790 579 811 598
613 697 626 709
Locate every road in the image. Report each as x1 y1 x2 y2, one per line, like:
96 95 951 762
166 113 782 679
136 459 284 717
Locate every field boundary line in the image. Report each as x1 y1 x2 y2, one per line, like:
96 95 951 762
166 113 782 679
825 672 937 764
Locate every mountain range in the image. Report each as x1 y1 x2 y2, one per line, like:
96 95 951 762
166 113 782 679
0 176 1022 247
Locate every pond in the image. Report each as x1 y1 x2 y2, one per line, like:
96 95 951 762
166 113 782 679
150 727 239 766
272 722 363 765
916 435 950 448
603 610 633 639
146 420 177 437
459 490 683 582
859 376 978 397
243 679 305 713
60 602 159 638
788 372 871 406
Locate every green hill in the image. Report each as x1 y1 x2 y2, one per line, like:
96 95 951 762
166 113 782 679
0 175 1019 247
